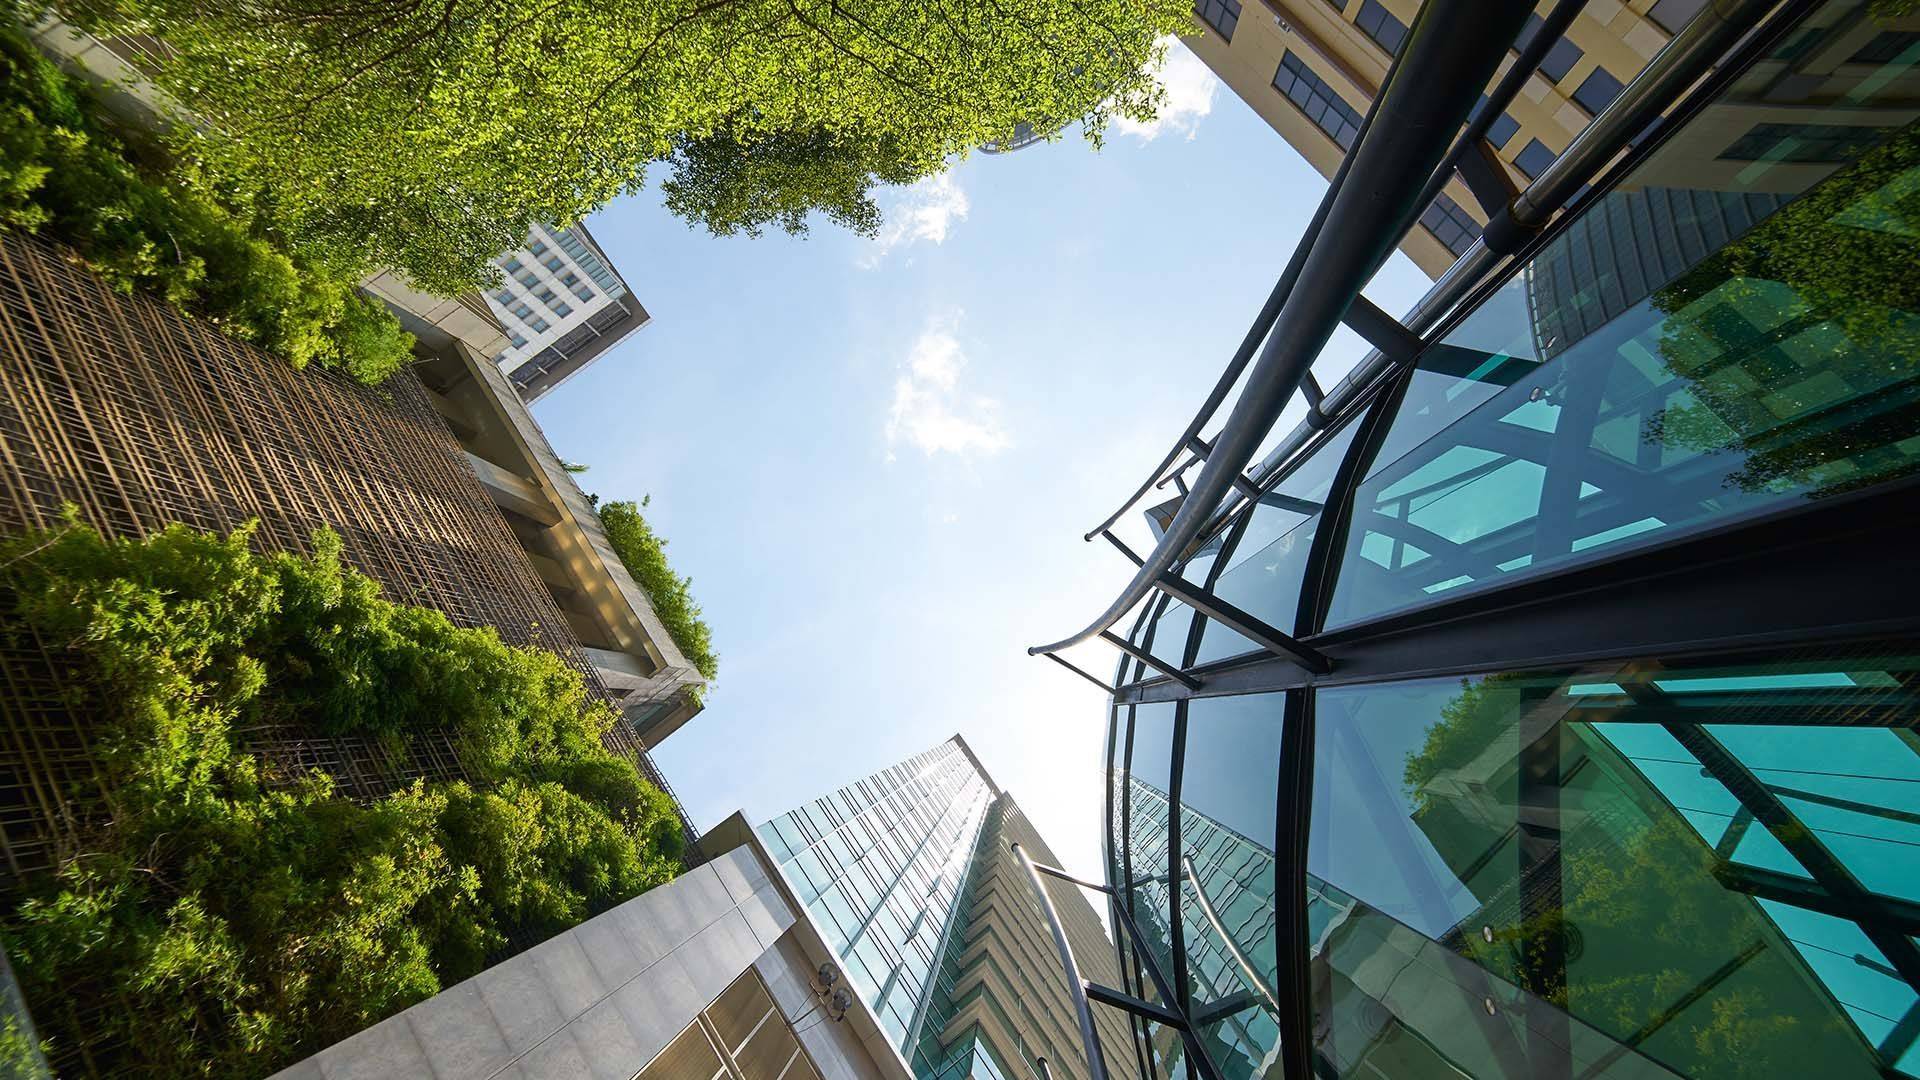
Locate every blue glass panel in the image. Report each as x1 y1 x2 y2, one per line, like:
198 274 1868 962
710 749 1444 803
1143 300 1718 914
1329 87 1920 626
1194 418 1361 663
1178 693 1285 1076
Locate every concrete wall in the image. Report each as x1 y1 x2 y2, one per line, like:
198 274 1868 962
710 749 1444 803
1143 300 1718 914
269 819 906 1080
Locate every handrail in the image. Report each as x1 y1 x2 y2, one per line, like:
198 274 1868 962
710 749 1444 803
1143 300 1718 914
1012 842 1109 1080
1226 0 1784 535
1030 0 1534 661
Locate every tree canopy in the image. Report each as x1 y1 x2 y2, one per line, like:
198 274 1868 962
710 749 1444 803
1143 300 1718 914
68 0 1194 294
599 498 718 691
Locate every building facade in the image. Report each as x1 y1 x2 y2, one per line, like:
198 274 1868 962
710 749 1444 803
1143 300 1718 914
1184 0 1701 277
267 815 911 1080
761 738 1134 1079
1052 0 1920 1077
483 222 651 402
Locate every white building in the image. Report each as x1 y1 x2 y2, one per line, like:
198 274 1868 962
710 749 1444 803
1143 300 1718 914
484 222 651 402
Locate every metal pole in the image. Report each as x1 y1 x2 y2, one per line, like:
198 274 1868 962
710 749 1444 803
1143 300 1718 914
1181 856 1281 1017
1013 842 1108 1080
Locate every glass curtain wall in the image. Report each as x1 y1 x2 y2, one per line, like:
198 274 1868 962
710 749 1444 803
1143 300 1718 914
1100 3 1920 1078
761 740 995 1050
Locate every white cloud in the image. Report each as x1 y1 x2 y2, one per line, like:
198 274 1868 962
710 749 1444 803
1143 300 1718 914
1111 38 1219 144
861 174 969 267
885 312 1010 459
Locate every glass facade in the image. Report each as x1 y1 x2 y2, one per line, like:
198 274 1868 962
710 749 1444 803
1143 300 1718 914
1093 3 1920 1078
761 740 995 1051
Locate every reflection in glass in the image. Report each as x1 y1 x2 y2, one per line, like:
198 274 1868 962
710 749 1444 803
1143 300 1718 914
1180 694 1285 1077
1326 28 1920 627
1194 420 1361 664
1310 653 1920 1079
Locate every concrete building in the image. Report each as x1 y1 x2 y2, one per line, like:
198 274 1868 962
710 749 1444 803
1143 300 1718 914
483 223 651 402
1184 0 1699 277
266 816 910 1080
760 738 1133 1080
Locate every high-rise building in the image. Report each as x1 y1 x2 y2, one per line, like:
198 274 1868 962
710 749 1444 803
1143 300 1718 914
1032 1 1920 1077
761 738 1135 1079
1184 0 1697 277
264 815 913 1080
483 222 651 402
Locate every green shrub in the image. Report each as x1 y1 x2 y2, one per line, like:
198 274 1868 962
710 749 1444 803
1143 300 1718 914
0 518 682 1076
0 26 413 384
598 499 718 694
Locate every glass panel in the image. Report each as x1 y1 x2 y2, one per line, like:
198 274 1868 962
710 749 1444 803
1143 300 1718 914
1195 418 1361 663
1179 692 1285 1078
1125 703 1180 980
1328 18 1920 627
1308 648 1920 1079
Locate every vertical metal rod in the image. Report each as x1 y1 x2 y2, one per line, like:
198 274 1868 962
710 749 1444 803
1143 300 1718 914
1012 842 1109 1080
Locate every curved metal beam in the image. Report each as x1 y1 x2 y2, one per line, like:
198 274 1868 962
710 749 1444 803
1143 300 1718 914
1031 0 1534 660
1012 842 1108 1080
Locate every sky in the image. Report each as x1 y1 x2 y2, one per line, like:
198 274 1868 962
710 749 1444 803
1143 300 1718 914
532 41 1435 881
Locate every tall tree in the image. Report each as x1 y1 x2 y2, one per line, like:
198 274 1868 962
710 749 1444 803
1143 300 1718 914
67 0 1191 294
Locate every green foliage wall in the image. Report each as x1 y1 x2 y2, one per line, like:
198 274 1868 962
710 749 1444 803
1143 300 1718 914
0 25 413 385
0 519 683 1076
598 499 718 690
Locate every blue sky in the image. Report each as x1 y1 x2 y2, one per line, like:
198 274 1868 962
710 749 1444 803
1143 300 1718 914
533 41 1434 879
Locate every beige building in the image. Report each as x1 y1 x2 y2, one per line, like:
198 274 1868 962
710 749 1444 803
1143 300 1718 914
1185 0 1699 276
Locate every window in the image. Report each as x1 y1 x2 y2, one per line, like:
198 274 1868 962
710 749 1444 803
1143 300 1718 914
1419 193 1480 257
544 257 566 273
1513 137 1556 179
511 303 534 320
1571 67 1624 116
1478 95 1520 147
527 316 549 333
508 332 526 349
492 290 514 306
1720 122 1887 164
1354 0 1407 56
1515 13 1584 82
1852 29 1920 64
1272 53 1363 151
501 258 523 274
527 240 548 257
1195 0 1239 39
1648 0 1706 34
551 301 572 317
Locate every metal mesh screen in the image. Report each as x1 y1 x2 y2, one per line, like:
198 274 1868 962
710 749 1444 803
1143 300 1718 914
0 231 668 886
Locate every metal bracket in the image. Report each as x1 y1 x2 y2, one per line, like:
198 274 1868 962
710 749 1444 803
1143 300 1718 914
1154 574 1333 674
1342 294 1426 362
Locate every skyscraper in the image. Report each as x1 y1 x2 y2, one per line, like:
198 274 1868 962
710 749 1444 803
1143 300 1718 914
484 222 651 401
761 738 1134 1079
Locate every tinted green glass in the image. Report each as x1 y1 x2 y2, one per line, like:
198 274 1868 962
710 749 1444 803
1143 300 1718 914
1327 24 1920 627
1179 693 1286 1078
1309 650 1920 1079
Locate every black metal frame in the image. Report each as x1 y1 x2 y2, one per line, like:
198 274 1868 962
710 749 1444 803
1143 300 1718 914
1054 0 1920 1078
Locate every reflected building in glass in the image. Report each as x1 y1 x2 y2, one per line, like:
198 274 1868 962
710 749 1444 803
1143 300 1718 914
761 737 1133 1079
1080 2 1920 1078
